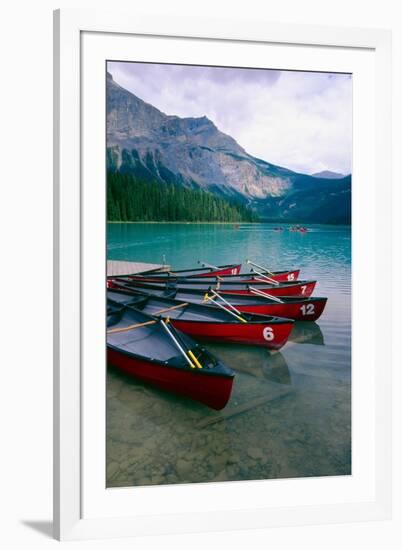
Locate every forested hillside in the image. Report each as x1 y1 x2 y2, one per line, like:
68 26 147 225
107 173 259 222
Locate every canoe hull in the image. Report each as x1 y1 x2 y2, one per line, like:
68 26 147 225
107 348 234 410
170 318 294 349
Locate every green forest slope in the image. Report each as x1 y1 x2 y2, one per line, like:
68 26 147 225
107 172 259 222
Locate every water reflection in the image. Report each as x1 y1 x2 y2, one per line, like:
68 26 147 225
204 342 291 385
289 321 325 346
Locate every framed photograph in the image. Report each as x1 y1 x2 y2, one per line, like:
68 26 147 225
54 9 392 541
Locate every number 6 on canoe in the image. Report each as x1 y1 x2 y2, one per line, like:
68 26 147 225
263 327 275 341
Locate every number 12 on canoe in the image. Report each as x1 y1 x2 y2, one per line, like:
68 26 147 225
300 303 315 316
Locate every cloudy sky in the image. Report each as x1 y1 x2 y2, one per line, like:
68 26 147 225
107 61 352 175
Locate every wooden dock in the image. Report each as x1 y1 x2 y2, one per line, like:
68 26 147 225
107 260 170 277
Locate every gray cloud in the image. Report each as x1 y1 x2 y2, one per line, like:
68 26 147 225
108 61 352 175
111 61 282 86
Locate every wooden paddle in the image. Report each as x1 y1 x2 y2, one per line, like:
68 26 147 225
160 319 199 369
106 302 188 334
209 289 244 316
247 259 276 277
107 318 157 334
152 302 189 315
249 267 279 285
199 260 219 270
249 286 284 303
204 291 247 323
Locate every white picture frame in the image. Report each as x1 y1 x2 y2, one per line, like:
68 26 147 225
53 8 392 541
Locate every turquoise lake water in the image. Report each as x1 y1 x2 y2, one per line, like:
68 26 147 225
106 223 351 487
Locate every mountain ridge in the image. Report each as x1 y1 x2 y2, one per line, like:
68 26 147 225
312 170 346 179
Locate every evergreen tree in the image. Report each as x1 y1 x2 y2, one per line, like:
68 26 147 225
107 172 259 223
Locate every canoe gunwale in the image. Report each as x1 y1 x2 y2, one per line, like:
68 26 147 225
107 342 234 378
107 295 295 326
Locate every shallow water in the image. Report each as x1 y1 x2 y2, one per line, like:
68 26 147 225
106 223 351 486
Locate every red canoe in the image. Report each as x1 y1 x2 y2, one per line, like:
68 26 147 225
108 290 294 349
139 263 242 278
131 268 300 284
128 269 300 284
110 282 327 321
114 278 317 297
107 305 235 410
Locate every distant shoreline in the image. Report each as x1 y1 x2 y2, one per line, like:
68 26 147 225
107 220 351 226
106 221 259 225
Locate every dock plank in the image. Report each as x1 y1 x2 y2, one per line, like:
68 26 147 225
107 260 170 277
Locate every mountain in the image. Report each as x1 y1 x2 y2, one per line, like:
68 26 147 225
106 72 351 224
312 170 346 179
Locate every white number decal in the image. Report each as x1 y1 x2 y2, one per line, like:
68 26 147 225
287 273 295 281
263 327 275 341
300 303 315 316
300 285 307 295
